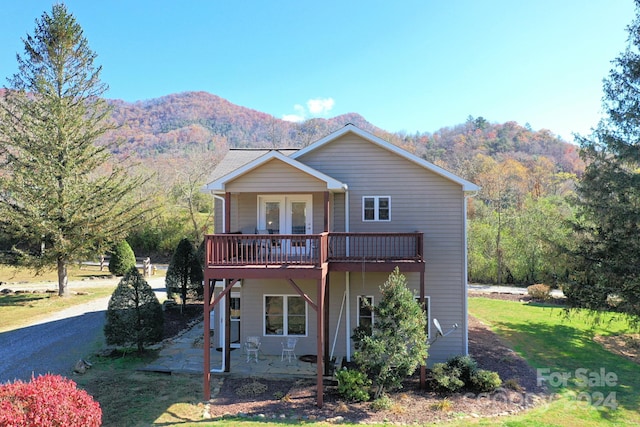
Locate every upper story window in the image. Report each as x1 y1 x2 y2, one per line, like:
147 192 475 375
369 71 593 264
363 196 391 221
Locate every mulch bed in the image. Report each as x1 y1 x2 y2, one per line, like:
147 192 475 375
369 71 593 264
162 302 203 340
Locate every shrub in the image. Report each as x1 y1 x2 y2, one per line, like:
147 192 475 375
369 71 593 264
471 369 503 392
104 267 164 352
108 240 136 276
429 362 465 393
527 283 551 300
0 374 101 426
369 394 393 411
430 355 501 394
336 368 371 402
445 354 477 384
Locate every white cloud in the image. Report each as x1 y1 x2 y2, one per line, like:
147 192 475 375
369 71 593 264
282 104 306 122
282 98 335 122
307 97 334 115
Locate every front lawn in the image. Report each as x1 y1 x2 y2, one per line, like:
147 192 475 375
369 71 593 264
466 298 640 426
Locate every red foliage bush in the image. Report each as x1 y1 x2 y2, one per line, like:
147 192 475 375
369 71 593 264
0 374 101 427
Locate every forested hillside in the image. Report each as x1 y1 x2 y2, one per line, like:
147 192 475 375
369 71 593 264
101 91 582 178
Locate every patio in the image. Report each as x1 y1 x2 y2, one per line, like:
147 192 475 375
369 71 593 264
140 321 319 378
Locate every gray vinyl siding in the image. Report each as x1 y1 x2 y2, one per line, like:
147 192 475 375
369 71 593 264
240 279 320 356
226 158 327 193
297 134 468 362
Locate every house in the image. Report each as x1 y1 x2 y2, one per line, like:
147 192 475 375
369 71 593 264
201 124 479 407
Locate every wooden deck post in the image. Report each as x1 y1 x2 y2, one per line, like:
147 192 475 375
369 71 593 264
316 274 326 408
224 192 231 233
420 269 426 388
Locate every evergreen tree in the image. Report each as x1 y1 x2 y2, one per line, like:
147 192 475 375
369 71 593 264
108 240 136 276
568 0 640 326
165 237 203 311
354 268 429 399
104 267 164 353
0 4 150 296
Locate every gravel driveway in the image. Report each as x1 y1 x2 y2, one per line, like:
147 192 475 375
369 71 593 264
0 276 166 384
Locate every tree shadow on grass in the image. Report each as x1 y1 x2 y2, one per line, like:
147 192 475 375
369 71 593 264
488 318 640 419
0 292 51 306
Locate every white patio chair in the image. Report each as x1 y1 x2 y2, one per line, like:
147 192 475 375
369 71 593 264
244 336 261 363
281 337 298 363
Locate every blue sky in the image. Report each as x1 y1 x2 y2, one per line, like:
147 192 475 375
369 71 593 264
1 1 636 142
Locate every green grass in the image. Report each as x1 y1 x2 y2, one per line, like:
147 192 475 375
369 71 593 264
0 263 114 283
75 352 206 426
0 286 115 332
466 298 640 426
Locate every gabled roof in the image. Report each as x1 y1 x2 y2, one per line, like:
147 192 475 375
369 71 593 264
292 124 480 192
204 149 345 193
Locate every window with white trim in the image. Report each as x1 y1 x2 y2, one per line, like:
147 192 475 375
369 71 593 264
363 196 391 221
357 296 374 330
264 295 307 336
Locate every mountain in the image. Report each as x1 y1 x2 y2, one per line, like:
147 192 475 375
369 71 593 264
102 91 382 157
95 91 582 175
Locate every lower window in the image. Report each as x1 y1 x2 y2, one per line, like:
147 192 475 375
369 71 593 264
264 295 307 336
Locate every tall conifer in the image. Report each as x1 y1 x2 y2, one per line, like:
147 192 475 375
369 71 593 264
569 0 640 325
0 5 149 296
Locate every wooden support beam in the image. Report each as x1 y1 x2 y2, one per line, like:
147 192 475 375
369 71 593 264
420 269 426 388
324 191 330 232
316 274 326 408
224 192 231 233
324 274 331 376
287 278 317 311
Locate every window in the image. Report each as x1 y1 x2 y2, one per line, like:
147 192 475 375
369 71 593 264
363 196 391 221
264 295 307 336
357 296 374 330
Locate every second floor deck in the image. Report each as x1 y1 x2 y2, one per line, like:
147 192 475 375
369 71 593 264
204 232 424 279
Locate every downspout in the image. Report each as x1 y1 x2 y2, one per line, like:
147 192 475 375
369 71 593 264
463 190 478 356
208 286 226 374
343 184 352 362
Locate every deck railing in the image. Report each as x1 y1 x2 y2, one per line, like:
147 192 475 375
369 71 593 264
327 232 423 262
205 232 423 267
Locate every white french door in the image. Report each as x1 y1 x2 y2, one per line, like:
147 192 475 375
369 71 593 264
258 195 313 254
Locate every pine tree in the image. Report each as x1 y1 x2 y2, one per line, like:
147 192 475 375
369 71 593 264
104 267 164 353
0 5 150 296
353 268 429 399
568 0 640 326
165 238 204 311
